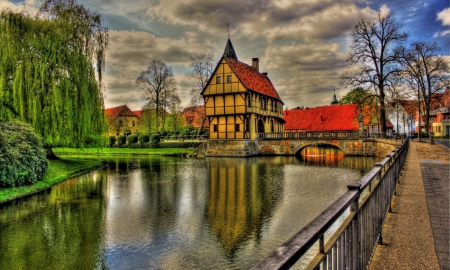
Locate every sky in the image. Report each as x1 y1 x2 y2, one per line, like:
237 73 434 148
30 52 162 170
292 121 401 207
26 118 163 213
3 0 450 111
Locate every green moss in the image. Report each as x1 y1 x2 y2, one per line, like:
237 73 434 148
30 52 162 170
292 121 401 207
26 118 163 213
0 158 103 204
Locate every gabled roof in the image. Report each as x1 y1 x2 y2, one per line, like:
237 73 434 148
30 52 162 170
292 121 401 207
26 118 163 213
133 110 142 118
223 38 238 60
225 57 283 102
104 105 138 124
283 104 360 131
201 38 283 104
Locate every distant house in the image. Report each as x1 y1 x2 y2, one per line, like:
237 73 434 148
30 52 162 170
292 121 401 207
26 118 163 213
431 107 450 136
105 105 140 136
283 104 361 132
182 106 209 129
388 100 417 135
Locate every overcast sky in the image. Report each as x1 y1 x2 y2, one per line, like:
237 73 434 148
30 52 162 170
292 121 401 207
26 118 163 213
3 0 450 110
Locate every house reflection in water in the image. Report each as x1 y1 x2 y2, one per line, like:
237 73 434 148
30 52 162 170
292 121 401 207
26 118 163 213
205 158 283 257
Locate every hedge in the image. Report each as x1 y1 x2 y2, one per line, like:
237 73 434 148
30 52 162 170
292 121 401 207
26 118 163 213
0 120 48 187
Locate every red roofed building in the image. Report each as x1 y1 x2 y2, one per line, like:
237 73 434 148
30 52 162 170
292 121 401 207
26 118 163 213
182 106 209 129
283 104 361 132
105 105 140 136
201 38 284 140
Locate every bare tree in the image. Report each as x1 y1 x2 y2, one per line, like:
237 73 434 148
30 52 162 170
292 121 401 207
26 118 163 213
341 12 408 137
136 59 179 132
397 42 450 134
187 54 215 134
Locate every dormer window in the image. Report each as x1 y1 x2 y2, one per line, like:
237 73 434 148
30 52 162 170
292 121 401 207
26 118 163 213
216 76 221 84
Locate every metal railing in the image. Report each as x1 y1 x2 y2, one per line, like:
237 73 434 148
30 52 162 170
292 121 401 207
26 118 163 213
252 138 409 270
258 131 360 140
160 133 207 142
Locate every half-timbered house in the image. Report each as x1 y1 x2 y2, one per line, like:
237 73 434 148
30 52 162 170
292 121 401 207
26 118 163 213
201 38 285 141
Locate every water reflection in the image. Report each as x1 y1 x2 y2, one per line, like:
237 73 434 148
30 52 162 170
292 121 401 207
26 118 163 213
0 155 377 270
0 173 107 269
298 145 377 173
206 158 282 257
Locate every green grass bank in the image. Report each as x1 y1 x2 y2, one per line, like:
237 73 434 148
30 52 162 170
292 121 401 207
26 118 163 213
0 158 104 204
53 147 197 156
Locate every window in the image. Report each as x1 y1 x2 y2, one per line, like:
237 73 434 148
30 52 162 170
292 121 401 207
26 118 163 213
132 120 135 127
235 124 240 132
245 118 249 132
186 116 193 125
213 125 217 132
216 76 221 84
227 75 232 83
247 94 252 107
260 96 267 110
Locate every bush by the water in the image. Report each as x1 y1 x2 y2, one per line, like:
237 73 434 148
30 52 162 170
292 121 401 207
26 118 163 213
139 134 150 144
150 134 160 148
117 135 126 146
127 134 138 144
109 136 116 147
0 120 48 187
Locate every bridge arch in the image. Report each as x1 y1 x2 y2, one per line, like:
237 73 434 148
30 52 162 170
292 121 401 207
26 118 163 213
293 142 347 156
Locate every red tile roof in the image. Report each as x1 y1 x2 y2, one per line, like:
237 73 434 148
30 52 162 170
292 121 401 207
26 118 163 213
225 57 283 103
182 106 209 128
133 110 142 118
283 104 360 131
104 105 138 125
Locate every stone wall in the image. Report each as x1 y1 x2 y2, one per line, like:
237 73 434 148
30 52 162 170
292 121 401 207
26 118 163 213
206 140 259 157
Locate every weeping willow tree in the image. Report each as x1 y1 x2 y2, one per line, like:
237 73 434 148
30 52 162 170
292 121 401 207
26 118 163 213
0 0 108 157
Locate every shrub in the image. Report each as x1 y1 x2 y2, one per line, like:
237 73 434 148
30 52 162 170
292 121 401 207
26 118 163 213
117 135 127 146
109 136 117 147
150 134 160 148
127 134 138 144
0 120 48 187
139 134 150 144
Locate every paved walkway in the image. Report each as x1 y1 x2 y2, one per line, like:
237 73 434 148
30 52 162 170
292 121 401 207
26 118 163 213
369 141 449 270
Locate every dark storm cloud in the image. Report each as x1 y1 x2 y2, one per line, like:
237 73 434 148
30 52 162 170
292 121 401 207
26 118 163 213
174 0 271 30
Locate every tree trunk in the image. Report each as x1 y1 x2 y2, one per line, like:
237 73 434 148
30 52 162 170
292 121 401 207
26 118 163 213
45 146 59 160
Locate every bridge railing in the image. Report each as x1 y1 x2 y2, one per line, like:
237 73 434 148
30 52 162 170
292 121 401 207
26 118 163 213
252 138 409 270
258 131 360 140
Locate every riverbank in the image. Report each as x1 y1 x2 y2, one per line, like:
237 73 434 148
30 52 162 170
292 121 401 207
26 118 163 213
0 158 104 205
53 147 197 156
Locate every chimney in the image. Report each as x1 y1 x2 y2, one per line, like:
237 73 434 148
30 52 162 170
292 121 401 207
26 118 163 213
262 72 268 76
252 58 259 72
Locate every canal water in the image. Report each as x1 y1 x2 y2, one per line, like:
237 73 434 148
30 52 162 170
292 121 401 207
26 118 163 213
0 148 377 269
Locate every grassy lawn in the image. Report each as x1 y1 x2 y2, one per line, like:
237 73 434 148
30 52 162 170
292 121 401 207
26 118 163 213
0 158 103 204
53 147 196 156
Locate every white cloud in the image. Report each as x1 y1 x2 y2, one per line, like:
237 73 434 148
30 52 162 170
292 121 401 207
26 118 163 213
434 7 450 37
437 7 450 26
379 4 391 18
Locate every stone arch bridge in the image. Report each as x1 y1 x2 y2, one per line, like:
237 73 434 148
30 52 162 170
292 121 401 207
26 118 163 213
205 132 398 157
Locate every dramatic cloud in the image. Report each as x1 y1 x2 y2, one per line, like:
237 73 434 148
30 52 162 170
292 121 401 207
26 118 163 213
434 7 450 37
262 43 351 107
2 0 447 110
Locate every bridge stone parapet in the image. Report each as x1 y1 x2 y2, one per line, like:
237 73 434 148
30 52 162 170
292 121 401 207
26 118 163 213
258 138 400 157
205 136 401 157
